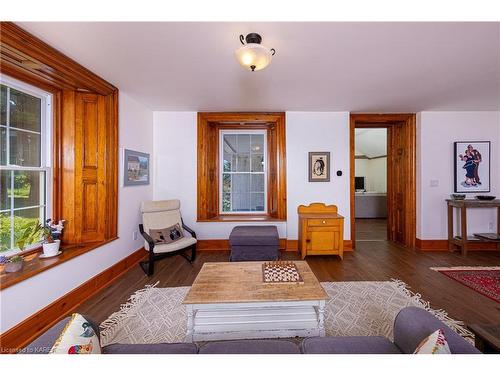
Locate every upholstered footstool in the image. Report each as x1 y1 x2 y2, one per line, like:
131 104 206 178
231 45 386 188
229 225 279 261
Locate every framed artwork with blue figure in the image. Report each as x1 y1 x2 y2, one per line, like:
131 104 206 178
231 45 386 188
454 141 490 193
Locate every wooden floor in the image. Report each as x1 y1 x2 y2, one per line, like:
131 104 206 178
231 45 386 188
355 218 388 241
78 241 500 327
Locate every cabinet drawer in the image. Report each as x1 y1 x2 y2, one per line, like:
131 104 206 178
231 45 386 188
308 218 339 227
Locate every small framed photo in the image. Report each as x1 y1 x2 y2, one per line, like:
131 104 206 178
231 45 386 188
124 149 150 186
453 141 490 193
309 152 330 182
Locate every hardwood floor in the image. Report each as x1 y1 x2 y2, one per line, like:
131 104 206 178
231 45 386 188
78 242 500 328
355 218 388 241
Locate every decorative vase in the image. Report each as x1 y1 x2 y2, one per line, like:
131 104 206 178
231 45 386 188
42 240 61 256
5 261 23 273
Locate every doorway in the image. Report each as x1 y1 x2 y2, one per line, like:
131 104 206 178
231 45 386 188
354 128 388 242
350 114 416 249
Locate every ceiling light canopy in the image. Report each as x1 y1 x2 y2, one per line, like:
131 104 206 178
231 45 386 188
235 33 275 72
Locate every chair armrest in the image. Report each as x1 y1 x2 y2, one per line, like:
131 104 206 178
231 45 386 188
181 220 197 239
139 224 155 251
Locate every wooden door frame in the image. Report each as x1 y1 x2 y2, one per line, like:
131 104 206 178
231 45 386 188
350 114 416 249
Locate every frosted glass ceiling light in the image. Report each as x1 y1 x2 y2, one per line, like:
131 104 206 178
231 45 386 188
235 33 275 72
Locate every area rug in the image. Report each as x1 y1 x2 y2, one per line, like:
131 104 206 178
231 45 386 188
99 280 473 347
430 266 500 304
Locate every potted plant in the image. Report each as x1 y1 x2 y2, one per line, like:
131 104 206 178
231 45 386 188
0 255 25 273
41 219 65 257
15 221 44 252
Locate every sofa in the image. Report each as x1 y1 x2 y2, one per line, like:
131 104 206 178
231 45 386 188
21 306 479 354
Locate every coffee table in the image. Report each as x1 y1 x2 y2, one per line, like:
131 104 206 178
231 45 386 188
182 261 328 342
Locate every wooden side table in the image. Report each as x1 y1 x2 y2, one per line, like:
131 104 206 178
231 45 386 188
298 203 344 259
446 199 500 256
468 324 500 353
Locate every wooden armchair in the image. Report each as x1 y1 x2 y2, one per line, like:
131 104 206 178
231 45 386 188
139 199 196 276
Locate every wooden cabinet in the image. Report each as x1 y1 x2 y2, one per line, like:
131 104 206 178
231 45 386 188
298 203 344 259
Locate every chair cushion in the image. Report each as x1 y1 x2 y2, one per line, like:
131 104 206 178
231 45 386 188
301 336 402 354
102 343 198 354
199 339 300 354
153 236 197 253
141 199 180 213
149 224 184 245
229 226 279 246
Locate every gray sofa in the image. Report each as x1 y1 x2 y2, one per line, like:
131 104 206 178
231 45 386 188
21 307 479 354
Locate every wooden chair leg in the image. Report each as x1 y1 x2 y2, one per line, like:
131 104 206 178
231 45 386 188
140 252 155 276
190 245 196 263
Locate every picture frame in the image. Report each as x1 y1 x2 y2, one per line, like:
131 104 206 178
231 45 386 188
308 152 330 182
453 141 490 193
124 149 150 186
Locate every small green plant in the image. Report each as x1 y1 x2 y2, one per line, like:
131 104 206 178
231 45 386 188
15 222 44 251
8 255 24 263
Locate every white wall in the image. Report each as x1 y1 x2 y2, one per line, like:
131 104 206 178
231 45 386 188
0 92 154 333
285 112 350 239
355 157 387 193
153 111 351 242
417 111 500 239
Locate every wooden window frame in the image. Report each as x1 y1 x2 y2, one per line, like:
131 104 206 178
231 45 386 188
0 22 118 289
197 112 287 222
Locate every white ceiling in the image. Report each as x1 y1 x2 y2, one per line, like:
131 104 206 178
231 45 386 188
355 128 387 158
17 22 500 112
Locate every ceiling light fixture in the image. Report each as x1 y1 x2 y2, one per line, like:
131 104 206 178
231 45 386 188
235 33 275 72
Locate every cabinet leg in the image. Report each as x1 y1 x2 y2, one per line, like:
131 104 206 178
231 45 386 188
448 204 454 251
460 206 468 256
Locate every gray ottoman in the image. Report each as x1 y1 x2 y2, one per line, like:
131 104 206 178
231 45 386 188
229 225 279 261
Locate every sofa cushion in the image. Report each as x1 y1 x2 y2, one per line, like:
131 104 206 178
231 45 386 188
229 226 279 246
199 339 300 354
301 336 402 354
50 313 101 354
102 343 198 354
21 315 100 354
393 307 479 354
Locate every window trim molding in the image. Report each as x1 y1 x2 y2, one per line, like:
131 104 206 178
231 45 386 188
0 22 119 289
197 112 287 222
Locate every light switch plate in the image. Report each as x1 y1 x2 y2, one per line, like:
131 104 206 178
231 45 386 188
430 179 439 187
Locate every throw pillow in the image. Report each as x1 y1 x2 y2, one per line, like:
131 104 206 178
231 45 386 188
149 223 184 244
50 313 101 354
413 329 451 354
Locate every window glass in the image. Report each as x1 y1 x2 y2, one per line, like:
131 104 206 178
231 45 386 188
220 132 266 213
0 80 49 254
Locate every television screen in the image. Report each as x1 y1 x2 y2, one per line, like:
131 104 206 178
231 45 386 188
355 176 365 191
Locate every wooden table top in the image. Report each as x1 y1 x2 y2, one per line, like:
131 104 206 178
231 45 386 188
183 261 328 305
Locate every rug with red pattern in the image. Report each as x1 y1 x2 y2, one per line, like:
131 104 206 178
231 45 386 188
431 267 500 304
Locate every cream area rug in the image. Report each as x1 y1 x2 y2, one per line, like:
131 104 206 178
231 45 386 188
99 280 473 346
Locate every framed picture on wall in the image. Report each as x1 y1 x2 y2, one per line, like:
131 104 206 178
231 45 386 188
124 149 150 186
309 152 330 182
453 141 490 193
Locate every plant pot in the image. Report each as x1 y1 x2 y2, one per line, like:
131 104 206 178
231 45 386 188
42 240 61 256
5 261 23 273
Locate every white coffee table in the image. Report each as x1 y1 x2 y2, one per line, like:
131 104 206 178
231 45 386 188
182 261 328 342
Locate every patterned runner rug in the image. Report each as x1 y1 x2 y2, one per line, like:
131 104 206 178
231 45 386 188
431 266 500 304
99 280 473 347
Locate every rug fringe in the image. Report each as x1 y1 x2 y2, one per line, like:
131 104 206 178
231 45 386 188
99 281 159 345
430 266 500 271
391 278 475 343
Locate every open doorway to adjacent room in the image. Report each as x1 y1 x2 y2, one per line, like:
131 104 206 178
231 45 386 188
354 128 388 241
350 114 417 249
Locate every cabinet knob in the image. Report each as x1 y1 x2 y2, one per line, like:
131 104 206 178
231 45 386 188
322 220 326 224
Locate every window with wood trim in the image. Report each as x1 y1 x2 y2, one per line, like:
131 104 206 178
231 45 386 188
0 22 118 289
197 113 287 221
0 77 52 255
